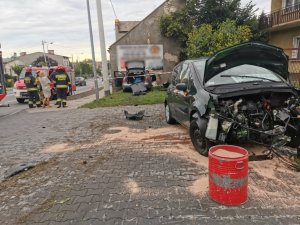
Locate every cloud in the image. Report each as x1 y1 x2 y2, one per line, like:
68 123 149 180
0 0 271 60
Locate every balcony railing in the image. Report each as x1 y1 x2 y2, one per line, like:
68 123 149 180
259 3 300 29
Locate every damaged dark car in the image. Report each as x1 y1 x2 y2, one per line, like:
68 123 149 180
165 42 300 156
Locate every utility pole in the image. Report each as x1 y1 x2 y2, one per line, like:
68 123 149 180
42 40 47 64
86 0 100 100
0 46 6 93
96 0 110 96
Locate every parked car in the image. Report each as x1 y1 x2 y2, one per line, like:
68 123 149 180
165 42 300 156
122 61 152 91
75 77 86 86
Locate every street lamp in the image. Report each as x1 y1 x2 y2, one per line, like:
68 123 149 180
47 42 54 52
42 40 47 63
42 40 53 65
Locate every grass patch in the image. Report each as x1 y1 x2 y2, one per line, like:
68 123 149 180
81 87 166 108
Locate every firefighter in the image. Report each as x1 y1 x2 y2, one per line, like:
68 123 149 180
53 65 70 108
24 67 41 108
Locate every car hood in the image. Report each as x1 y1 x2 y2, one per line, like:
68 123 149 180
204 42 289 83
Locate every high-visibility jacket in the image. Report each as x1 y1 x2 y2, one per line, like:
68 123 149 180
53 73 71 89
24 74 38 91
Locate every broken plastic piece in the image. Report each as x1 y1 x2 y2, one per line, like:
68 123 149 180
5 163 35 179
124 110 145 120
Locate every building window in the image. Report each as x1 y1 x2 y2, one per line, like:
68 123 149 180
292 36 300 59
284 0 300 8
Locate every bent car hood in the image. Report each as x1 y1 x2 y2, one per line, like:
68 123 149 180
204 42 289 83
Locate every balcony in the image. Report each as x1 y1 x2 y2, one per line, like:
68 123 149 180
260 3 300 30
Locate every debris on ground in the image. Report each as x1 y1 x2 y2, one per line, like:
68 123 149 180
4 163 36 179
124 110 145 120
131 83 147 96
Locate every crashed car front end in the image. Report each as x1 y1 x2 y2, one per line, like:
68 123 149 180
198 42 300 149
205 91 300 148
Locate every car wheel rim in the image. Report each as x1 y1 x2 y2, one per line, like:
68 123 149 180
165 105 170 121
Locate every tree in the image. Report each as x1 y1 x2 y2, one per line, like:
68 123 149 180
32 56 58 67
160 0 266 59
74 60 93 77
185 0 258 28
187 20 252 58
11 64 25 76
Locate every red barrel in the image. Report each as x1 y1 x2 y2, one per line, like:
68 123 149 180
208 145 248 206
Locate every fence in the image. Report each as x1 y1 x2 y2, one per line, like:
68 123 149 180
259 3 300 29
284 48 300 88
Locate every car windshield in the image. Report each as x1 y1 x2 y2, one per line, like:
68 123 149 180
204 64 283 87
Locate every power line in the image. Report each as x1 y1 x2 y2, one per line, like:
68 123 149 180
109 0 118 19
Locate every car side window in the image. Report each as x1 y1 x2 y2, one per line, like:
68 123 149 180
179 63 189 84
187 65 197 94
172 64 182 86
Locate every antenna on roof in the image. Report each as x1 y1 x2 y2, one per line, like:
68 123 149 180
109 0 118 19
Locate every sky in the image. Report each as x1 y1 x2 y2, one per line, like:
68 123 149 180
0 0 271 61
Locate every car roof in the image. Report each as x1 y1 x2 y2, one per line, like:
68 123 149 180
189 58 208 63
176 58 208 66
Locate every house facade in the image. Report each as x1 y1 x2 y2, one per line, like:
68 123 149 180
4 51 70 77
262 0 300 87
108 0 186 78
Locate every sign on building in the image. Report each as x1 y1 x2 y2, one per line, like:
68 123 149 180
117 45 163 72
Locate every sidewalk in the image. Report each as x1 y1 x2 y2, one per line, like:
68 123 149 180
26 89 103 113
0 104 299 225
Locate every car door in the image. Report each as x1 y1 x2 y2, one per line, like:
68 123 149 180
176 63 195 127
167 63 182 121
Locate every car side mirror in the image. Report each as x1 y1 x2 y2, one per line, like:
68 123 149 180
176 83 187 92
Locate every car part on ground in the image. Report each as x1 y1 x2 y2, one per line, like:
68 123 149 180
131 83 147 96
124 110 145 120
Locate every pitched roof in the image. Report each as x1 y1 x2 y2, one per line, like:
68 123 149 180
109 0 169 50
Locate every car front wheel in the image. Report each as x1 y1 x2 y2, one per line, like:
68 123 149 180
190 119 211 156
165 103 176 124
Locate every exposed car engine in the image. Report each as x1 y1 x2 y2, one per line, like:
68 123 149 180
213 93 300 147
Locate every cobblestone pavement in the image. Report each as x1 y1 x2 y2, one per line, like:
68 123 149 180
0 104 299 225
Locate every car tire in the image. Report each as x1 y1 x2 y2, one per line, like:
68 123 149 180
165 103 176 124
190 119 211 156
16 98 25 103
288 135 300 148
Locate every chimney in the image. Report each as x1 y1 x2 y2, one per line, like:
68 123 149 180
20 52 26 56
115 19 120 40
48 50 54 54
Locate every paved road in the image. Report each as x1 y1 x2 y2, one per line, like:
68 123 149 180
0 79 100 118
0 103 299 225
0 90 27 118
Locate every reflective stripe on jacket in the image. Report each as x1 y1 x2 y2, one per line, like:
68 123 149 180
54 73 71 89
24 75 38 91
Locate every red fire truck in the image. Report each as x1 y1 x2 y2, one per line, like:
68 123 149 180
13 66 76 103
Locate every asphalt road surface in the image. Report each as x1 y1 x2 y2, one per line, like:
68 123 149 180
0 79 100 118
